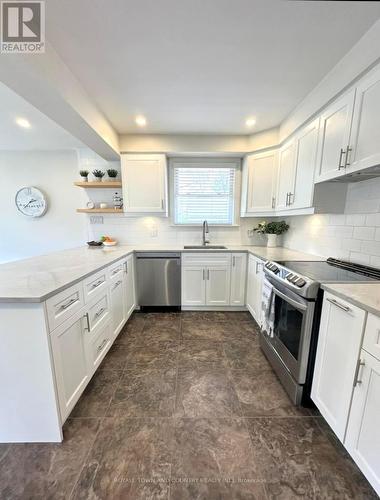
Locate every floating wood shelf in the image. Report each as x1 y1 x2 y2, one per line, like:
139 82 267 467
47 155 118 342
74 181 122 188
76 208 124 214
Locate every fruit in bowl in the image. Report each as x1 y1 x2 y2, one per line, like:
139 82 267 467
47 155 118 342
100 235 117 246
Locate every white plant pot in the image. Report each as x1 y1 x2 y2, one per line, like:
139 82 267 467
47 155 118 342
267 234 278 247
81 176 88 182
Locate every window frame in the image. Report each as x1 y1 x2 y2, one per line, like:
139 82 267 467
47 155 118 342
169 157 241 227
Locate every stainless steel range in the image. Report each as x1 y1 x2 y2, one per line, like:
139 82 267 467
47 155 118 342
260 258 380 406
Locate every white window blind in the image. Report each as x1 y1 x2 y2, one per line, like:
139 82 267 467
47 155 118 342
173 165 236 225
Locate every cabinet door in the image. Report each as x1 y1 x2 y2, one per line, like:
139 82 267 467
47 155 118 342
50 309 90 422
230 253 247 306
206 266 231 306
276 140 296 210
243 150 278 214
345 350 380 496
246 255 264 324
182 266 206 306
348 66 380 174
110 277 126 338
315 89 355 182
311 292 366 442
291 118 319 209
121 154 167 213
124 255 136 318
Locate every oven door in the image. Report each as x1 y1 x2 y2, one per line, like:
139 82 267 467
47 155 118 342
268 279 315 384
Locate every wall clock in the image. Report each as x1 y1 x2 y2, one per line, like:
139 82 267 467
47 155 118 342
15 186 48 217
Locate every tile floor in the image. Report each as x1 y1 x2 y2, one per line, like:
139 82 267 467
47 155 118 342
0 312 377 499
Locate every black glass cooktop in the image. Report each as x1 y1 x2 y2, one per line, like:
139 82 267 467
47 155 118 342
279 258 380 284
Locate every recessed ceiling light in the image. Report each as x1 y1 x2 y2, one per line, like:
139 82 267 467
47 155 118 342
135 115 147 127
246 118 256 127
15 117 31 129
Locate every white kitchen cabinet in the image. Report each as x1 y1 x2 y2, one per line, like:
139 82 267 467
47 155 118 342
182 266 206 306
311 292 366 442
50 309 90 422
291 118 320 209
241 149 278 215
206 266 231 306
348 66 380 174
124 254 136 318
276 139 296 210
121 154 168 214
230 253 247 306
345 349 380 496
246 254 264 325
110 276 126 338
314 89 356 183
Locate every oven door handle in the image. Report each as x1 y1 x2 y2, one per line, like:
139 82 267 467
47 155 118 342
272 287 308 312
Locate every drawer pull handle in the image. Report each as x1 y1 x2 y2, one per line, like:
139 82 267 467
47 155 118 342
326 297 351 313
124 262 128 273
338 148 346 170
97 338 108 352
91 279 104 290
344 146 352 168
58 297 78 312
353 358 365 387
112 268 120 275
113 280 122 289
84 312 90 332
94 307 105 319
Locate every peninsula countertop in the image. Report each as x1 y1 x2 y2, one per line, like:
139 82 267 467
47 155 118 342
322 282 380 317
0 244 323 303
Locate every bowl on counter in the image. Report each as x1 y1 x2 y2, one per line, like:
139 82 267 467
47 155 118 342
87 241 103 247
102 240 117 247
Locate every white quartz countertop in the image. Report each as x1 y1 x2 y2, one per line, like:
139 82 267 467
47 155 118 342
0 244 322 303
322 283 380 317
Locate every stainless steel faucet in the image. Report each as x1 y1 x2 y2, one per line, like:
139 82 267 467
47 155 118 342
202 220 210 246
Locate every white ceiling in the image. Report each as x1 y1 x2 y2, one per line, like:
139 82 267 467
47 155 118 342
0 82 84 150
47 0 380 135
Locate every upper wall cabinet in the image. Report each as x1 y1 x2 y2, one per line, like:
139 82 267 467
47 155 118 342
121 154 168 214
276 139 296 210
348 66 380 174
314 89 356 183
240 149 278 216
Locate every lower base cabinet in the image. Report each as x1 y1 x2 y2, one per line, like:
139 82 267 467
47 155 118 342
246 254 264 324
110 277 126 338
345 349 380 496
124 254 136 317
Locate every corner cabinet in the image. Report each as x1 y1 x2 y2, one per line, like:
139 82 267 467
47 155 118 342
240 149 278 216
121 154 168 215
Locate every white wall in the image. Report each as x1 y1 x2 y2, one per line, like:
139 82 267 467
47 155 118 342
283 177 380 267
0 150 87 263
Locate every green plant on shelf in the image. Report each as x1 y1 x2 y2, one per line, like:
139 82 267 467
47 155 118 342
253 220 289 235
92 169 106 180
107 169 118 178
79 170 89 179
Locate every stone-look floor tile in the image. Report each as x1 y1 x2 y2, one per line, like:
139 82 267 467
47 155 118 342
71 369 123 418
170 481 267 500
181 311 232 323
181 322 226 341
107 367 176 417
175 365 241 418
125 342 178 368
223 341 271 371
224 311 256 324
222 324 260 345
99 343 129 370
141 323 181 342
229 369 309 417
0 418 100 500
246 417 377 499
179 340 227 366
172 418 259 480
71 417 174 499
114 313 146 344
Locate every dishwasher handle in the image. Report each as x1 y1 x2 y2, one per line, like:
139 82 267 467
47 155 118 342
135 252 181 259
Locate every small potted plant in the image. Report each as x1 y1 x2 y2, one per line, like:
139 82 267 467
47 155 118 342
107 168 118 179
92 169 105 182
253 220 289 247
79 170 89 182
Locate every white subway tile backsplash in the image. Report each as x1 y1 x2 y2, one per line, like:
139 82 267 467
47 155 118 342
345 214 366 226
349 252 371 265
366 213 380 227
353 226 376 241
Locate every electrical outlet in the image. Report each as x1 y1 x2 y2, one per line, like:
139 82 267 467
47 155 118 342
90 216 104 224
247 229 255 237
150 227 158 238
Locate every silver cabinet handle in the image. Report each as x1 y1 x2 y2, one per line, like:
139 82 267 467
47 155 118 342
161 199 164 209
207 269 210 280
59 297 77 311
353 358 365 387
125 261 128 274
326 297 351 313
288 192 294 205
113 280 122 290
91 279 104 290
94 307 105 319
202 269 205 280
97 338 108 353
232 256 236 267
338 148 346 170
112 267 120 276
272 197 276 209
83 312 90 332
345 146 352 168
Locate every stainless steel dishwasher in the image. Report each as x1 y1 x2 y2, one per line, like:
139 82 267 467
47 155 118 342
136 252 181 310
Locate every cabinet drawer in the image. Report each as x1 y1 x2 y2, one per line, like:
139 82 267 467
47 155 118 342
363 313 380 361
108 259 125 282
87 292 111 332
83 269 108 302
182 252 231 267
90 320 112 372
46 282 84 331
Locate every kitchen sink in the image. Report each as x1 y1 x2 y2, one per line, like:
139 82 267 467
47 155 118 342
183 245 227 249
